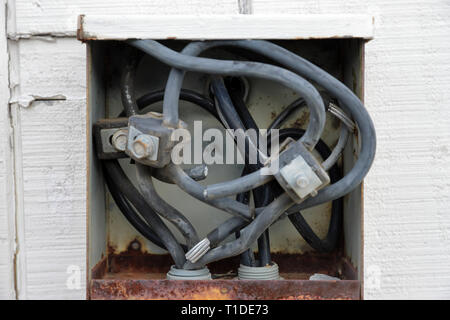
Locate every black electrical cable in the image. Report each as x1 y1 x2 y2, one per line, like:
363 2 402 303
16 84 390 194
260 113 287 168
208 76 342 262
265 95 343 252
104 89 216 254
103 160 186 268
224 76 272 267
106 39 374 269
106 87 237 258
118 88 219 120
130 39 376 215
110 82 342 265
272 128 343 252
235 189 255 266
102 163 188 252
225 77 342 255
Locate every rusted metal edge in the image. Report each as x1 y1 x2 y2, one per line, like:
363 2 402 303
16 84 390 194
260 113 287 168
77 14 87 42
103 248 350 279
90 250 360 300
90 278 360 300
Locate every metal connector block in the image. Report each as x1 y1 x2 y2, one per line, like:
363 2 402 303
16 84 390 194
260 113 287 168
126 111 187 168
274 141 330 203
93 117 129 160
280 155 323 199
127 127 159 162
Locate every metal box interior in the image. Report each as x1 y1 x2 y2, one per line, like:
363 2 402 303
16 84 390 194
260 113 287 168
85 31 368 299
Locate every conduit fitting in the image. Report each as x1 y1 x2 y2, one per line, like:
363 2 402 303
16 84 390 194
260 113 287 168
166 265 212 280
238 262 281 280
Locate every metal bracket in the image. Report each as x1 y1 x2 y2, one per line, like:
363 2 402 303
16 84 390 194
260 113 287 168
273 141 330 203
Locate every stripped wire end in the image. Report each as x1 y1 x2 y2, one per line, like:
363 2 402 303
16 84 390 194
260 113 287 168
185 238 210 263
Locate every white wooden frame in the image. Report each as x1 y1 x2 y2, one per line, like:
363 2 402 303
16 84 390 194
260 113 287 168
77 14 374 41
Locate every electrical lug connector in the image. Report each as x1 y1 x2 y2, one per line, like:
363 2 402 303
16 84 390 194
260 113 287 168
93 117 129 160
126 111 187 168
273 141 330 203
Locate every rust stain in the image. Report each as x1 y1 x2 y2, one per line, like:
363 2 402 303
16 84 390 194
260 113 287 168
189 287 231 300
90 279 359 300
90 239 359 300
290 111 309 129
76 15 85 42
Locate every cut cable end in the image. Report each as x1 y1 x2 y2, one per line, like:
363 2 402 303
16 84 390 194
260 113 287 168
185 238 210 263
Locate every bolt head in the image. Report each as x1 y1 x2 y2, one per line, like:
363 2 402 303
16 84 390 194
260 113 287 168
111 129 128 152
131 134 155 159
295 174 309 188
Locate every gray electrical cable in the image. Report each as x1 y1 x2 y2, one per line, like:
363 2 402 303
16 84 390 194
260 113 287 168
219 40 376 213
128 39 326 151
135 163 200 249
184 193 293 269
103 160 186 268
128 39 326 219
322 125 350 171
129 39 375 214
204 168 273 200
266 98 353 172
151 164 208 184
120 53 200 256
163 164 253 221
186 216 247 263
120 49 141 117
121 39 376 269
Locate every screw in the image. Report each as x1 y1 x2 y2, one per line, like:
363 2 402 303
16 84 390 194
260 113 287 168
132 134 155 159
130 240 141 251
295 174 309 188
111 129 128 152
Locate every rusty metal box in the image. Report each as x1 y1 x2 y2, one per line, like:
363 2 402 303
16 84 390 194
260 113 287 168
79 14 373 300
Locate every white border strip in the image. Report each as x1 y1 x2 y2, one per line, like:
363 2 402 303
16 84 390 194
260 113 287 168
78 14 374 41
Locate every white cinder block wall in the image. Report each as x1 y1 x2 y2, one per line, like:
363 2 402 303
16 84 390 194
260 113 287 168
0 0 449 299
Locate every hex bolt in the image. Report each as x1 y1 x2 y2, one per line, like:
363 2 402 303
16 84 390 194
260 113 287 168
132 134 155 159
111 129 128 152
295 174 309 188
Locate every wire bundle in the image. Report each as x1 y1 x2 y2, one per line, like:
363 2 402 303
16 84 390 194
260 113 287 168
100 40 376 270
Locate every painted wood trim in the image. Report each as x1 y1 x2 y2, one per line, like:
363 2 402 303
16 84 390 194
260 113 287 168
77 14 374 41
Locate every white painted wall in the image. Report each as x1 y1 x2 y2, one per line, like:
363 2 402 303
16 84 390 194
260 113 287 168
0 0 449 299
0 0 16 300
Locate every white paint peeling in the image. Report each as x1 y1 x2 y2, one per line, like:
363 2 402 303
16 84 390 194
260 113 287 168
11 94 66 108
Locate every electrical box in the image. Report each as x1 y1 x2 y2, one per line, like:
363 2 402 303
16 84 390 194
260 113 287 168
79 14 374 300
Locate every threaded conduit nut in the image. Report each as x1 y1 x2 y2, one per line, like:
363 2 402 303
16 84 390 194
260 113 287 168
166 265 212 280
238 262 281 280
